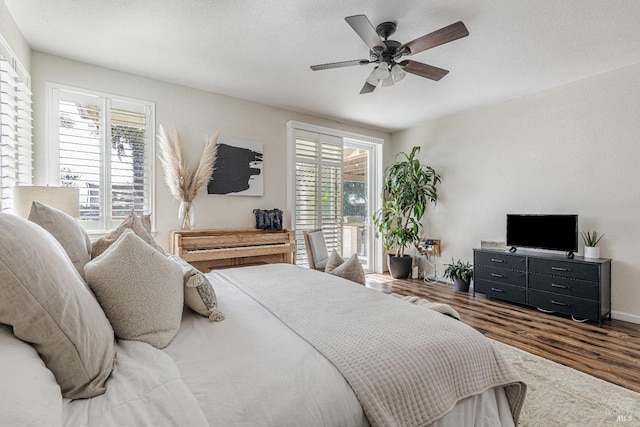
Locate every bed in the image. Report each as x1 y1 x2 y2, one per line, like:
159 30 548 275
163 265 525 426
0 210 526 426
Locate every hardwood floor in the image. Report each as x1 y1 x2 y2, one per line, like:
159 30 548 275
365 274 640 393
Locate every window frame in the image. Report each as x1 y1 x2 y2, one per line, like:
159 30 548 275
46 83 155 234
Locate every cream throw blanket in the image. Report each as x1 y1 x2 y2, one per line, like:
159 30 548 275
214 264 526 427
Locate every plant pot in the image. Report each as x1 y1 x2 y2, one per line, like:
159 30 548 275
453 277 470 292
387 254 413 279
584 246 600 259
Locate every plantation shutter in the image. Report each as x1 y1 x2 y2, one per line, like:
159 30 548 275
52 86 153 231
0 53 32 212
294 129 343 266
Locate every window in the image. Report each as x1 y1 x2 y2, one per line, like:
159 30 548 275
49 85 154 231
292 129 344 266
287 121 383 272
0 40 32 213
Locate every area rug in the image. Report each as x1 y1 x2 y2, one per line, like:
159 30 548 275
491 339 640 426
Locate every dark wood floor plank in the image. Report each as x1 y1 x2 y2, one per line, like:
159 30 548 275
366 274 640 393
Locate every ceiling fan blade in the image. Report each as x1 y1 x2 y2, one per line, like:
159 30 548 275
401 60 449 81
345 15 386 52
310 59 370 71
360 82 377 94
400 21 469 55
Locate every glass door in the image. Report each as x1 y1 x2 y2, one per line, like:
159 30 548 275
342 139 374 272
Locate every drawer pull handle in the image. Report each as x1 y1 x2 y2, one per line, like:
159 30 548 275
491 273 505 278
490 259 505 263
491 287 505 293
551 300 568 306
551 266 570 272
551 283 569 289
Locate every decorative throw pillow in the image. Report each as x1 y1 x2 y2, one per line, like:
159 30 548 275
28 201 92 279
85 230 184 349
140 212 152 233
168 255 225 322
325 250 366 285
91 210 164 258
0 214 115 399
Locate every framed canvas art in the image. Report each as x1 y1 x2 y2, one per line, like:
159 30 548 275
207 137 263 196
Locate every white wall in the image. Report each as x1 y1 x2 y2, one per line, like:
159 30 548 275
30 51 390 250
391 62 640 322
0 0 29 71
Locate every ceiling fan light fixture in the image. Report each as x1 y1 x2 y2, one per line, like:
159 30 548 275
374 61 390 80
365 68 379 86
391 64 407 82
381 75 394 87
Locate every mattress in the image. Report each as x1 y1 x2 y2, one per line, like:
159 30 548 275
163 268 516 427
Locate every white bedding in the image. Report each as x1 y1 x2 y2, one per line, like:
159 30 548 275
63 341 208 427
163 268 516 427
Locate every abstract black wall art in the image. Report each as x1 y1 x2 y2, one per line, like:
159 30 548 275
207 137 264 196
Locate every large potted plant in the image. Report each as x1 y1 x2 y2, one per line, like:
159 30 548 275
373 146 441 278
443 259 473 292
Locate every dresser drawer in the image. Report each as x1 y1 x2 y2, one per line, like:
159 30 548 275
474 266 526 287
529 258 599 282
529 274 599 300
528 290 600 321
474 279 527 304
474 251 526 271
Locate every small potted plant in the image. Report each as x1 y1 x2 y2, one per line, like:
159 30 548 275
443 258 473 292
581 231 604 259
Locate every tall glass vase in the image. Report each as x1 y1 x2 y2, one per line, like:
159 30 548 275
179 201 195 230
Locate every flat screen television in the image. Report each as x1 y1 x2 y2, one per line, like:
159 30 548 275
506 214 578 252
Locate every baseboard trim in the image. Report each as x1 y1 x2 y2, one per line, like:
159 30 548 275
611 310 640 324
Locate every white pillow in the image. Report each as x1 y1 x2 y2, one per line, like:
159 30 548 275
0 324 63 427
85 230 184 349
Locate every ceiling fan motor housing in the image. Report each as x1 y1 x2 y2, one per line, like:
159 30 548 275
371 40 404 68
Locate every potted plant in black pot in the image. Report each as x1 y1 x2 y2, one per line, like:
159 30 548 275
443 259 473 292
373 146 441 279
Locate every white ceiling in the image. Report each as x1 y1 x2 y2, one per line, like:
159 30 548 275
6 0 640 132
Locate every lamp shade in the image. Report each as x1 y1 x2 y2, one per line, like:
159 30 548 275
12 186 80 218
391 64 407 82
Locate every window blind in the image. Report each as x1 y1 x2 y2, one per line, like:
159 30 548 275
0 54 32 213
51 86 153 231
294 129 343 266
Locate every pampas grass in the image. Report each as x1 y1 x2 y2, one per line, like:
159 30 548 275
158 125 219 228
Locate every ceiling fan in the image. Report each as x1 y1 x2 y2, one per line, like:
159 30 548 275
310 15 469 94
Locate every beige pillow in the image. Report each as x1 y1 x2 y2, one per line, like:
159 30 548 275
91 210 164 258
85 230 184 349
325 250 366 285
0 214 115 399
168 255 225 322
140 212 152 233
28 201 92 279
